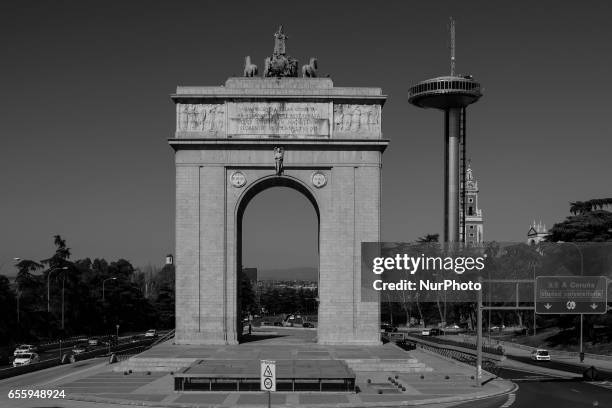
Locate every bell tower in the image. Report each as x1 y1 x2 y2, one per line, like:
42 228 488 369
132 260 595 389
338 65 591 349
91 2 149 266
464 161 484 244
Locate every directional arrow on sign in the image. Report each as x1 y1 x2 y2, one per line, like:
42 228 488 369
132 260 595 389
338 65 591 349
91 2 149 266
591 303 598 310
544 303 552 310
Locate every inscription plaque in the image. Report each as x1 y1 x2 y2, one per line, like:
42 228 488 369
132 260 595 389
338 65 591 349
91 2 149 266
228 102 330 138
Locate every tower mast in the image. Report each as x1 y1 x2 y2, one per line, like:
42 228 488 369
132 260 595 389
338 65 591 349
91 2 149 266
449 17 455 76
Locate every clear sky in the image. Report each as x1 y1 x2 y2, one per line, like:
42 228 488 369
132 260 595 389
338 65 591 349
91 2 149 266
1 1 611 273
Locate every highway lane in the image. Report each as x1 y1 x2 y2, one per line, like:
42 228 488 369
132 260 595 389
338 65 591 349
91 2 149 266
506 353 612 380
450 367 612 408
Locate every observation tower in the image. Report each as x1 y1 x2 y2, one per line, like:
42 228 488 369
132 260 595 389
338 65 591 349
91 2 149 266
408 18 482 243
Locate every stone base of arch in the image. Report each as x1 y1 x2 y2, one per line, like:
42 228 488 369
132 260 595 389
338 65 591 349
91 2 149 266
171 141 386 346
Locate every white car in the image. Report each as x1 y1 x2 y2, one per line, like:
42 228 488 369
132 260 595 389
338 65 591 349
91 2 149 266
421 329 431 336
72 344 88 355
531 349 551 361
87 338 99 346
13 344 36 356
144 329 157 338
12 353 40 367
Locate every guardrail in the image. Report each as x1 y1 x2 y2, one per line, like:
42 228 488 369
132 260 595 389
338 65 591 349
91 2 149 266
453 334 612 361
150 329 175 347
0 338 155 380
387 334 502 378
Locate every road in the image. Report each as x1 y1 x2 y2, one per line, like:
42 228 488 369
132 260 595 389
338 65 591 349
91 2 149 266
449 366 612 408
506 353 612 379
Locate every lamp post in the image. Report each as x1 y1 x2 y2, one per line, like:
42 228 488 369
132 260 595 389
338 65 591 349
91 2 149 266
557 241 585 362
47 267 68 313
102 277 117 301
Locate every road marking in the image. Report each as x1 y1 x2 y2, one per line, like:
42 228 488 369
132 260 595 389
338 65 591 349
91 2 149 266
589 381 612 390
501 393 515 407
571 388 580 393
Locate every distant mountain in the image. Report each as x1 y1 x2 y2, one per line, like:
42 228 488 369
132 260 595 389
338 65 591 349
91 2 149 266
256 267 318 281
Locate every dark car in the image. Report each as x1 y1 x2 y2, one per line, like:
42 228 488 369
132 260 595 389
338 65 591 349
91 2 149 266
302 322 314 328
380 323 398 333
72 344 89 355
101 335 118 347
429 328 442 336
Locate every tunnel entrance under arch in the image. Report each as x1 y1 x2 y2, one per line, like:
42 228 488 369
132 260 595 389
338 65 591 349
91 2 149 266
237 177 320 343
169 77 388 345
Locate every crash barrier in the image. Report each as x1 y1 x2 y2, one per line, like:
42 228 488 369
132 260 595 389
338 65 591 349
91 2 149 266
454 333 612 362
150 329 175 347
407 334 504 355
394 336 502 377
110 345 152 363
0 358 60 380
0 339 154 380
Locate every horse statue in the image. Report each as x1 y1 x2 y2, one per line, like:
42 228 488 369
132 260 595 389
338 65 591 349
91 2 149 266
243 56 258 77
302 57 318 78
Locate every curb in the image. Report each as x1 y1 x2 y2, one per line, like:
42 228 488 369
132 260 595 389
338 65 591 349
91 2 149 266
67 380 518 408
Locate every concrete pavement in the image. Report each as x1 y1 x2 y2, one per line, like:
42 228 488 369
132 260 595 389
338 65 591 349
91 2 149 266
0 330 516 407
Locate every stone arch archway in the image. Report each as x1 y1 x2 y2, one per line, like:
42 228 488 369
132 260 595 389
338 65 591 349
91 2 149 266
170 77 388 345
235 175 320 340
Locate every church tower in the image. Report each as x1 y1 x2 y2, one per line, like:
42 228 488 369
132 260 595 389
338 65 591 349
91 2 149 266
527 220 548 245
464 161 484 244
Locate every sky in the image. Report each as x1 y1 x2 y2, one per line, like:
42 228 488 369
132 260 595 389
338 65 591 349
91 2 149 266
1 1 611 274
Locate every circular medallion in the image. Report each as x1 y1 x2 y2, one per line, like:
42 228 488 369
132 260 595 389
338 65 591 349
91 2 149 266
230 171 246 188
311 172 327 188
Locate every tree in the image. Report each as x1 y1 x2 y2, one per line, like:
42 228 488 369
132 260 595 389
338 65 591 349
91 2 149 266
154 264 175 328
0 275 17 345
548 200 612 242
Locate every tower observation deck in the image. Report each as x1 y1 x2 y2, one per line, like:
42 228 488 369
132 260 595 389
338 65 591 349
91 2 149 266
408 20 483 243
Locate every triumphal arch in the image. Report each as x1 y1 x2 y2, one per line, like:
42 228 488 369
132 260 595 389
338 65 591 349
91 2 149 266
170 27 388 345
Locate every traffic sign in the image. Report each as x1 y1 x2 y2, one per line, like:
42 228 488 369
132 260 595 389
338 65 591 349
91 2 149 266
535 276 608 314
260 360 276 392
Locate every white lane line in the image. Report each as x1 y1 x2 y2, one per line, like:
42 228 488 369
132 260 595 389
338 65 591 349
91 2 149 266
501 393 516 407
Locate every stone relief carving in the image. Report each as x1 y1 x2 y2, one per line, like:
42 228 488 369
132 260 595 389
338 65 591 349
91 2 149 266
333 104 380 133
177 104 226 132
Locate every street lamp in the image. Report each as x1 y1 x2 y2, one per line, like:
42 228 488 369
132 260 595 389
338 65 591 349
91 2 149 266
47 267 68 313
102 277 117 301
557 241 585 362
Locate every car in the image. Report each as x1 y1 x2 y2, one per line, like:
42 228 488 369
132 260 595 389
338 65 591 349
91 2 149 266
380 323 398 333
100 335 118 347
442 324 465 334
72 344 88 355
144 329 158 338
429 328 442 336
302 322 314 328
12 353 40 367
13 344 37 356
531 349 551 361
87 338 99 346
421 329 431 336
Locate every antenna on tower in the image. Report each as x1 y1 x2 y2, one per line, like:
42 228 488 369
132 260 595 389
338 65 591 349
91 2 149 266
449 16 456 76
